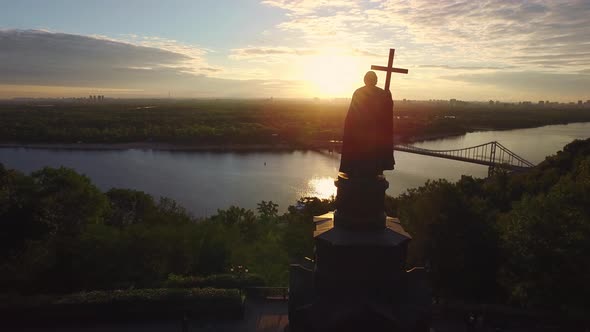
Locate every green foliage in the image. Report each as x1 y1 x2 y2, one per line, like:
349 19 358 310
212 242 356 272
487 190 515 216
5 138 588 315
32 167 109 237
54 287 240 305
257 200 279 221
3 100 589 146
0 100 344 145
0 165 42 258
1 288 245 321
212 206 256 225
283 197 334 262
105 188 157 227
211 206 257 239
499 156 590 312
287 196 335 218
164 273 265 289
395 178 500 301
155 197 193 224
390 138 590 315
0 164 324 293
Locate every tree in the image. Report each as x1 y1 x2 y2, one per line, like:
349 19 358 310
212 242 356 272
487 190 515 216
287 196 334 218
156 197 192 224
0 164 42 260
500 157 590 312
282 197 334 263
212 206 258 239
213 206 255 225
257 200 279 221
106 188 157 227
32 167 109 237
397 179 500 301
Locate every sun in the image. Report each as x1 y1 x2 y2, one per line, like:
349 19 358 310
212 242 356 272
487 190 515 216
301 51 366 97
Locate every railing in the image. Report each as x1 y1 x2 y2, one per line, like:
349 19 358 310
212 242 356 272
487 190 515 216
394 141 535 171
317 140 535 176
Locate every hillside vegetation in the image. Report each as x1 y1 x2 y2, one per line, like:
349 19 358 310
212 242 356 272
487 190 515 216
388 138 590 315
1 138 589 317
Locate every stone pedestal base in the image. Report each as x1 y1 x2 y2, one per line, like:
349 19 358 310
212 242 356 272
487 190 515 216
334 173 388 230
314 221 409 299
288 175 431 332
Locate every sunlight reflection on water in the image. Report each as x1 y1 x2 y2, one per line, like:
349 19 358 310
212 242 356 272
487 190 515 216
1 123 589 216
304 177 337 200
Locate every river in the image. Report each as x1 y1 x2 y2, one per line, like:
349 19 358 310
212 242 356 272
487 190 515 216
1 122 589 216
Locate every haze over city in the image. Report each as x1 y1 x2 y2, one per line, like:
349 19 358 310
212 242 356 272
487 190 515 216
1 0 589 101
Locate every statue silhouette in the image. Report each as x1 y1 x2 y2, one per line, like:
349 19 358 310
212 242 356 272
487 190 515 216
339 71 395 178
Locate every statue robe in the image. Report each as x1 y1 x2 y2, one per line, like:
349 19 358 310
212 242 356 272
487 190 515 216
339 85 394 177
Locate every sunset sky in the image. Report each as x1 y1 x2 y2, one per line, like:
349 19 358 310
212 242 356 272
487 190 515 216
1 0 589 101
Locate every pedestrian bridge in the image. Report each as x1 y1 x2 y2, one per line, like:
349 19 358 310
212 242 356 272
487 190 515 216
321 140 535 176
394 141 535 175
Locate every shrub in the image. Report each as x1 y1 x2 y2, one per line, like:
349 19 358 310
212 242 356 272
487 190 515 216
55 287 240 305
164 273 265 289
2 288 244 322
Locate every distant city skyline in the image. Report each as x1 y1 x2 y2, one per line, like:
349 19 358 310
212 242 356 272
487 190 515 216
1 0 589 101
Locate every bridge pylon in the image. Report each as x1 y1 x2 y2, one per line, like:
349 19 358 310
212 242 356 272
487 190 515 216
393 140 535 176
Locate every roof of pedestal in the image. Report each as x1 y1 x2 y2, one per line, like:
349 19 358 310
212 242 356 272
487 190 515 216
313 211 411 246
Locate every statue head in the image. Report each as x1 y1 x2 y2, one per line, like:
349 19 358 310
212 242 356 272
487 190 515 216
364 71 378 86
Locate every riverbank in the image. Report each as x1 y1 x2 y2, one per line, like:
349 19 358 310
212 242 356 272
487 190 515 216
3 99 590 152
0 142 298 152
0 121 581 152
2 123 589 216
402 119 590 144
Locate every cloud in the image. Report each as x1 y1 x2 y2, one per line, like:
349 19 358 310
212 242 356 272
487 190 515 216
230 46 316 60
231 45 383 61
200 67 223 72
262 0 590 72
257 0 589 101
0 29 301 97
419 65 515 70
3 0 589 101
351 48 382 58
440 71 590 99
261 0 358 15
0 29 209 84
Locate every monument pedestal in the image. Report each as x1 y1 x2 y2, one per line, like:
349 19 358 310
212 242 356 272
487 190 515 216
289 175 431 332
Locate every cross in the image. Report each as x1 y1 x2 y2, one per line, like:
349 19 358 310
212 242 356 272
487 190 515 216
371 48 408 91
